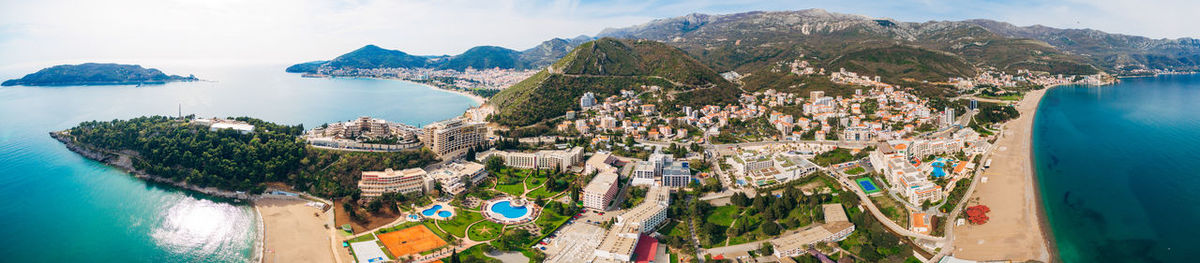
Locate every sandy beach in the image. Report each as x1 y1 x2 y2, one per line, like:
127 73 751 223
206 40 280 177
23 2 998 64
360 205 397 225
255 198 338 263
950 88 1051 261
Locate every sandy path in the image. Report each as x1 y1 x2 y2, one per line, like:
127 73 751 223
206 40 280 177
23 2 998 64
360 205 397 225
256 198 337 263
950 88 1051 261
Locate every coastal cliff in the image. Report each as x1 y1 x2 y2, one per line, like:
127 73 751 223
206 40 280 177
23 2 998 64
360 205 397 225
50 131 252 200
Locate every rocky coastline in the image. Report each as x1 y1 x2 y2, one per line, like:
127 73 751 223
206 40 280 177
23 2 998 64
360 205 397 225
50 131 253 200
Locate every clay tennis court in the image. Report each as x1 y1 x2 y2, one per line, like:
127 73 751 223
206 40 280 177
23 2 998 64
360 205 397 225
377 226 448 256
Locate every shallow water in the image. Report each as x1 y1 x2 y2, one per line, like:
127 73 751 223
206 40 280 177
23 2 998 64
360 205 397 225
0 64 477 262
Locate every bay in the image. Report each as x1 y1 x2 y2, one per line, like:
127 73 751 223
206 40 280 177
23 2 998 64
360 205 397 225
0 64 478 262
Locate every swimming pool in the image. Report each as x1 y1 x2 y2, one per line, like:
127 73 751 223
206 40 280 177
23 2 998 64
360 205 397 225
437 211 452 217
929 158 953 178
421 205 444 216
488 201 530 219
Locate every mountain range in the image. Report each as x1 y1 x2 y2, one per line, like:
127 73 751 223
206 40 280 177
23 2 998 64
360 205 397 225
488 38 738 127
286 36 593 73
288 9 1200 127
2 63 197 86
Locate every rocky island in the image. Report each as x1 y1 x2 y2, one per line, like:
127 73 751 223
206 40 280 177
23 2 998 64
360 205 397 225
2 63 198 86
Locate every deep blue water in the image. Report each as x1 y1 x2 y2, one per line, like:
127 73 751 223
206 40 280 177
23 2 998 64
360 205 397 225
1034 74 1200 262
0 64 477 262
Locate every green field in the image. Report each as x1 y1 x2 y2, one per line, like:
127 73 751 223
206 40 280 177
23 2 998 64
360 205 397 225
422 220 450 241
467 220 505 241
495 182 525 197
706 205 739 227
441 211 486 237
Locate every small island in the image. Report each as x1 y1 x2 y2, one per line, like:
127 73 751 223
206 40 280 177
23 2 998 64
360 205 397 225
2 63 198 86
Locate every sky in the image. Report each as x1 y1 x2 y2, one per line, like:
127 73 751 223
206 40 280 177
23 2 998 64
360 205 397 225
1 0 1198 71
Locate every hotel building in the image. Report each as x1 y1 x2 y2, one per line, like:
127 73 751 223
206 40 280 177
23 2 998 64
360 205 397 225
771 204 855 258
420 117 487 158
358 168 434 198
476 147 584 170
583 153 620 211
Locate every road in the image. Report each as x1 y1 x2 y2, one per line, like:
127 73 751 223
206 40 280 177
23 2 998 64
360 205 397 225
828 167 946 242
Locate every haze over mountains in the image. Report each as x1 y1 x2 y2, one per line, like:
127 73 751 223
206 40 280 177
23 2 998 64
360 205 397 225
291 9 1198 77
286 36 593 73
286 9 1200 127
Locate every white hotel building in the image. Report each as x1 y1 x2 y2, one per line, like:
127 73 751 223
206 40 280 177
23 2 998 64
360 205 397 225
476 147 584 170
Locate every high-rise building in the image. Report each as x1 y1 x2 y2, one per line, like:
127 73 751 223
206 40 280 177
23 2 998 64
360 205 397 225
580 92 597 108
420 117 486 158
943 107 956 127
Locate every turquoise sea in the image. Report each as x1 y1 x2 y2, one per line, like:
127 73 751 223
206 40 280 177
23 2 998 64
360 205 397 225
0 64 478 262
1034 74 1200 262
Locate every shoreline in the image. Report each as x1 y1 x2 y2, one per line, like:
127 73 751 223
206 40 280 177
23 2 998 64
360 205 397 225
1029 85 1059 263
317 75 488 106
950 86 1052 261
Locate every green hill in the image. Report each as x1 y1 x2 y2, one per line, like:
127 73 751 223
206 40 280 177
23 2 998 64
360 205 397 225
489 38 738 127
325 44 430 69
437 46 524 71
3 63 197 86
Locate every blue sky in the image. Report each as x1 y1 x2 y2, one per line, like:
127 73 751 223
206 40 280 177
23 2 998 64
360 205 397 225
0 0 1196 70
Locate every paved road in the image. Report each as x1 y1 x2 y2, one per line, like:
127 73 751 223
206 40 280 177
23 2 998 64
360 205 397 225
830 168 946 242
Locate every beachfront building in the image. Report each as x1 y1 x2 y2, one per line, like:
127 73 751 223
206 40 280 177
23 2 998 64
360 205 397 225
420 117 487 158
358 168 434 198
426 161 488 195
476 147 584 170
771 204 855 258
306 116 423 151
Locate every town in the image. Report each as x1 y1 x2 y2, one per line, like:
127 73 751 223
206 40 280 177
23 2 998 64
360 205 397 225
190 59 1112 263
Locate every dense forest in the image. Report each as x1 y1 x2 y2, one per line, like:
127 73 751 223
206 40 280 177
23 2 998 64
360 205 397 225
64 116 438 197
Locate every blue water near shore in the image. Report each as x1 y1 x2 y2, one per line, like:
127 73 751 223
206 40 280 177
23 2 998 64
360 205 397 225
1034 74 1200 262
0 64 478 262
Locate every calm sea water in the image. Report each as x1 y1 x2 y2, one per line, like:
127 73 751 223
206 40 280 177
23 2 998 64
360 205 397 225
1034 74 1200 262
0 64 478 262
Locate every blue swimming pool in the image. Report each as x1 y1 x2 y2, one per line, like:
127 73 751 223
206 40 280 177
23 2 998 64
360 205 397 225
930 159 950 178
489 201 529 219
421 205 443 216
437 211 452 217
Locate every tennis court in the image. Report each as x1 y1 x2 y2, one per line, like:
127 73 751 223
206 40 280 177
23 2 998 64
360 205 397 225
377 225 448 257
856 177 882 194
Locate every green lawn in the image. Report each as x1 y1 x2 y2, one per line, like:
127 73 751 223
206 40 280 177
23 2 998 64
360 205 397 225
534 206 572 235
468 220 505 241
706 205 739 227
441 211 486 238
346 233 377 243
458 243 502 263
375 221 422 235
422 220 450 241
845 166 866 175
496 182 525 197
870 195 908 226
526 187 560 200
